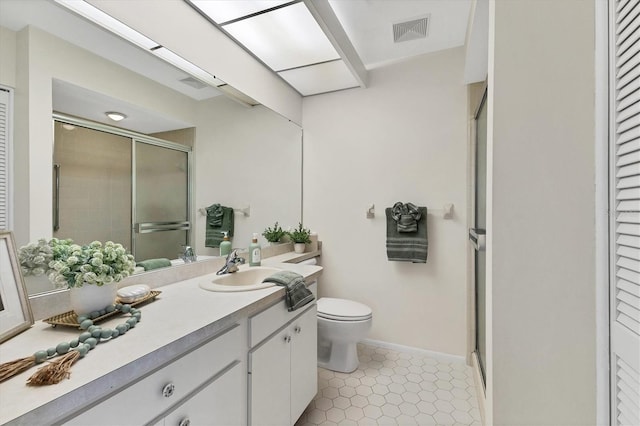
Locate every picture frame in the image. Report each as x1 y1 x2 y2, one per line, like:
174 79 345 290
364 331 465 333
0 231 34 343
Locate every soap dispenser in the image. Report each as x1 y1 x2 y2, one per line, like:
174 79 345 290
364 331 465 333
220 231 232 257
249 233 261 266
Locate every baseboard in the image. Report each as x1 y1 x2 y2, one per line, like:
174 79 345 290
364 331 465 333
360 338 466 364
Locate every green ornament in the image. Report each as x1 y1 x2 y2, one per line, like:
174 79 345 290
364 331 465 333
34 350 47 363
75 345 89 358
79 331 92 342
56 342 70 354
85 337 98 349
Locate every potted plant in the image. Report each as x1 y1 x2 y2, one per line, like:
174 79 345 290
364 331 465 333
262 221 286 244
19 238 135 315
287 222 311 254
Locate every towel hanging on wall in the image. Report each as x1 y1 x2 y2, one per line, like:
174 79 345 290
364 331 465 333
386 202 428 263
205 203 234 248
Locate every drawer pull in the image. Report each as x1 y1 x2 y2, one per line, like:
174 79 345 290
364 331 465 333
162 383 176 398
294 326 301 334
284 335 292 343
178 417 191 426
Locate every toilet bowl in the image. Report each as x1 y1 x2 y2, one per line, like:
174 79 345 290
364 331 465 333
317 297 372 373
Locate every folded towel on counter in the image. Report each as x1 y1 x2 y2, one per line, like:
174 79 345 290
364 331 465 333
386 204 428 263
263 271 315 312
205 203 234 248
136 258 172 271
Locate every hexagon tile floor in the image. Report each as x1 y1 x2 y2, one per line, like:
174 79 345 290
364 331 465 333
295 343 482 426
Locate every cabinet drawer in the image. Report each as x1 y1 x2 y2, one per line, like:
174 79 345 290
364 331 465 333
64 323 243 426
250 282 316 347
161 361 245 426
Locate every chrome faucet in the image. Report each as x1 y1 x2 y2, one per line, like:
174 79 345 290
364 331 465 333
181 246 197 263
217 249 245 275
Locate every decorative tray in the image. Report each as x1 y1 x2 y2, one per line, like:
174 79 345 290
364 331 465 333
43 291 161 329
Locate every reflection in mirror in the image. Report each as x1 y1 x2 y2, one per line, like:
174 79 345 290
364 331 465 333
53 121 133 248
2 2 303 299
53 117 193 260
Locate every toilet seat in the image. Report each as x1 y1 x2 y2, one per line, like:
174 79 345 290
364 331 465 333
317 298 372 322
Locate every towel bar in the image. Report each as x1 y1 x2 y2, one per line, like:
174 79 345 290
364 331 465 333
429 203 454 219
198 206 251 217
368 203 453 219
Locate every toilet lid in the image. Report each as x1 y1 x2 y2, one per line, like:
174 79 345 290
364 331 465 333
317 298 372 321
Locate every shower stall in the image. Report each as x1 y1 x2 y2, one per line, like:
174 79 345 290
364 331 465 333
53 115 192 262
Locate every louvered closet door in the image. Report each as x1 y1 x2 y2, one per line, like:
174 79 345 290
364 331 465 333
611 1 640 425
0 88 10 231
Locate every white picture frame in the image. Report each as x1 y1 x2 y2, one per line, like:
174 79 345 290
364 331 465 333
0 231 34 342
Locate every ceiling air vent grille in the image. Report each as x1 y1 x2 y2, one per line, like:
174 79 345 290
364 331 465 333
179 76 208 90
393 16 429 43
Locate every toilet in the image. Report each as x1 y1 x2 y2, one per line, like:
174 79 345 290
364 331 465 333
316 297 373 373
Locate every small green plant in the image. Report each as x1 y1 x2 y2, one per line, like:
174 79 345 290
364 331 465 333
287 222 311 244
262 221 286 243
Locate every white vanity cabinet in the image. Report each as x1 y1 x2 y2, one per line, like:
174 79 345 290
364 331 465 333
248 285 318 426
64 322 246 426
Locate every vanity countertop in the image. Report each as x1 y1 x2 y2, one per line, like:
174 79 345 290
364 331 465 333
0 254 322 425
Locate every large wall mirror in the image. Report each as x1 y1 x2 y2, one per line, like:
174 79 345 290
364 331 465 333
0 1 302 297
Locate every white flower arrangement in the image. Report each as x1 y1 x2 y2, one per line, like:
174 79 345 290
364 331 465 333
19 238 135 288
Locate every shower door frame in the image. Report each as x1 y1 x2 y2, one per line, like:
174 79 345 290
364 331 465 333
52 113 193 259
470 84 488 393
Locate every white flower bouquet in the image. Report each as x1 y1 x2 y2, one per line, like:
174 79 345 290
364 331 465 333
19 238 135 288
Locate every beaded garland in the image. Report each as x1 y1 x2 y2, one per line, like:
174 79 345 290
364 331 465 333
0 303 142 386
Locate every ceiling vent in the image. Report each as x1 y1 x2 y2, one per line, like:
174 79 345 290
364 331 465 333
393 15 429 43
179 76 208 90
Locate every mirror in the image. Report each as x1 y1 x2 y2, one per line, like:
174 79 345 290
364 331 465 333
0 1 302 296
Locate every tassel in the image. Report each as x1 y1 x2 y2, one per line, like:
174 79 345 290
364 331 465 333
0 356 36 383
27 351 80 386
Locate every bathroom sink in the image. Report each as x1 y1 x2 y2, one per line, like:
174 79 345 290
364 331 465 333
199 267 282 292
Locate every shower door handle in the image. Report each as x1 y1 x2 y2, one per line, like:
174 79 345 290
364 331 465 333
469 228 486 251
53 164 60 231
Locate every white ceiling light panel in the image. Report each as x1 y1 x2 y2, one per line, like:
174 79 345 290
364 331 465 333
54 0 158 50
278 60 358 96
222 2 340 71
189 0 291 24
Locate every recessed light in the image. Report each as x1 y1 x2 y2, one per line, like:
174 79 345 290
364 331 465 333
62 123 76 131
105 111 127 121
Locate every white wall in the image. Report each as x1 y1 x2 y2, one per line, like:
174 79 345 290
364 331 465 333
303 48 468 356
0 26 16 87
194 97 302 255
486 1 596 424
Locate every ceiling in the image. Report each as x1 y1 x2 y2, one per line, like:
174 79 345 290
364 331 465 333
0 0 478 133
329 0 472 70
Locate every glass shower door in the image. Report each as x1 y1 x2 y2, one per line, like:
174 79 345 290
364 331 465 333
133 141 190 262
53 121 132 248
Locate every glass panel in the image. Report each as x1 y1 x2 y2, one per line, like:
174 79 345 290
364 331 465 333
222 2 339 71
474 93 488 385
190 0 291 23
53 121 132 249
278 60 359 96
134 141 189 261
134 230 188 262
